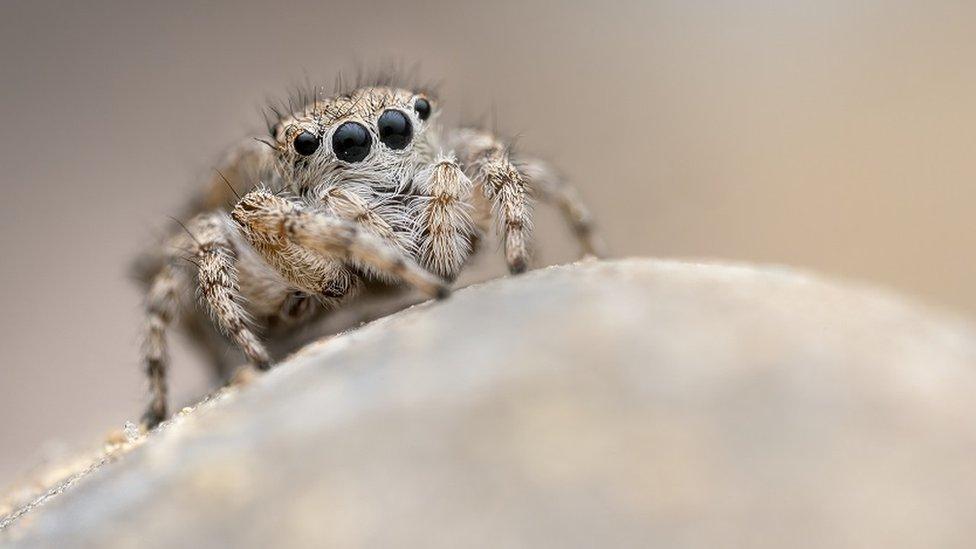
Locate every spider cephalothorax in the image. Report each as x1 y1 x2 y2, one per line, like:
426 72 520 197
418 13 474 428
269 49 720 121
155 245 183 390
271 87 438 193
136 81 605 428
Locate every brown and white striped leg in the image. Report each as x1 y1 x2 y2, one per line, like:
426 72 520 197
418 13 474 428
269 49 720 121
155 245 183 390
453 130 532 274
142 214 271 428
313 184 412 257
518 158 607 258
287 212 450 299
414 155 476 280
233 190 449 298
141 262 187 428
189 215 271 372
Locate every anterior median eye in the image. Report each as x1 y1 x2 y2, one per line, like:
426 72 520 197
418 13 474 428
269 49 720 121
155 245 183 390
377 110 413 150
331 122 372 162
293 130 320 156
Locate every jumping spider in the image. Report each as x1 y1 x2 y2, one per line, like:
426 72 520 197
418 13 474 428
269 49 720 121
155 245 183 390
135 79 605 428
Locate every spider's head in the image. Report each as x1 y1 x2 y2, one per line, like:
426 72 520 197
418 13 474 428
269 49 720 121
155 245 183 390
267 86 436 193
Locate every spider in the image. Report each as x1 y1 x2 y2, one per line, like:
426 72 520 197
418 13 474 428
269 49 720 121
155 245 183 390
135 78 605 428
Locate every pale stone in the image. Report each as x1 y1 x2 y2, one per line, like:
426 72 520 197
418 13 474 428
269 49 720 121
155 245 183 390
5 259 976 548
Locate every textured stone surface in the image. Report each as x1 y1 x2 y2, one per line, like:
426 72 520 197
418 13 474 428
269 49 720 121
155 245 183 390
5 259 976 548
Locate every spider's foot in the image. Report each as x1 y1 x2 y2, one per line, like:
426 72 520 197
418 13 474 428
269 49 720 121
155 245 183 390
509 256 529 275
435 284 452 300
140 408 166 431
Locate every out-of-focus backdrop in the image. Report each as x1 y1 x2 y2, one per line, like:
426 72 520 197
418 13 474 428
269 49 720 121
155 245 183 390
0 0 974 482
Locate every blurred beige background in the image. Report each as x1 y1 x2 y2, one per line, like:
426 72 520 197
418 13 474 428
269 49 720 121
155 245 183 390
1 0 974 483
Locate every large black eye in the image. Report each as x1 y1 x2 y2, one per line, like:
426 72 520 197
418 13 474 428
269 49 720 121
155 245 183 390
331 122 372 163
413 98 431 121
293 130 320 156
377 110 413 150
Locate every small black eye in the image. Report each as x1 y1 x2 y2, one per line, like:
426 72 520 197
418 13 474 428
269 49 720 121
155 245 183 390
377 110 413 150
331 121 372 163
293 131 320 156
413 98 431 121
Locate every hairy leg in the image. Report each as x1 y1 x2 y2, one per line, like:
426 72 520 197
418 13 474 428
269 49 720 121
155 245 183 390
311 183 417 277
451 129 532 274
189 214 272 371
517 158 607 258
141 262 186 427
232 190 450 298
140 212 271 430
413 154 476 280
141 212 273 429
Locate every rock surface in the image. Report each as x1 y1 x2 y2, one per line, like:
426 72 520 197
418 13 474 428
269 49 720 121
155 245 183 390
4 259 976 548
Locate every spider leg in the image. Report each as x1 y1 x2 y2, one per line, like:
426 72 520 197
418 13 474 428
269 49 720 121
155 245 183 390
140 213 271 428
451 129 532 274
285 211 450 299
518 158 607 258
141 262 186 428
312 183 416 277
233 190 450 299
412 154 476 280
189 214 272 372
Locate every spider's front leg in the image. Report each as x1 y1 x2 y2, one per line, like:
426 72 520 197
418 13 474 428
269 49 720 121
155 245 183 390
141 213 271 428
232 190 450 299
413 154 476 280
190 215 273 371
